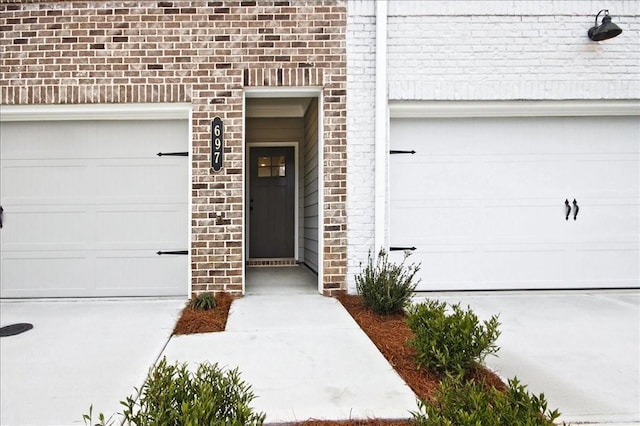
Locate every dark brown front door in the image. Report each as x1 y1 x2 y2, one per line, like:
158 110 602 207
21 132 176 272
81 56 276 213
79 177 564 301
249 147 295 258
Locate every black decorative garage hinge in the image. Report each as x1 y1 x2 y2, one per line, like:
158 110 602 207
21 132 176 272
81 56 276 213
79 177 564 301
157 152 188 157
157 250 188 256
389 150 416 155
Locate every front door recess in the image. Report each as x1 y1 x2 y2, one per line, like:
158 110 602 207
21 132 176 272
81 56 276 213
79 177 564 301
249 147 295 258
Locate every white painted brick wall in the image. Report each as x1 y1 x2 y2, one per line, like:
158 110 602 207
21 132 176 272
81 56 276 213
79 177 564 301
387 0 640 100
346 0 376 292
345 0 639 293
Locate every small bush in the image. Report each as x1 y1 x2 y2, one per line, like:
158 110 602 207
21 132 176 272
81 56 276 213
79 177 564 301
83 358 265 426
412 375 561 425
406 299 500 376
189 292 217 310
355 249 420 315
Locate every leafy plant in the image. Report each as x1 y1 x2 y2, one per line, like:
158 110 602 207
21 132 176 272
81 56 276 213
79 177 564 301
83 358 265 425
406 299 500 377
355 249 421 315
189 292 217 310
412 375 561 425
82 404 114 426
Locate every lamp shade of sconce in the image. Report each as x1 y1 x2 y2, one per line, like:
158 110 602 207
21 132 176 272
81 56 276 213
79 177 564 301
588 10 623 41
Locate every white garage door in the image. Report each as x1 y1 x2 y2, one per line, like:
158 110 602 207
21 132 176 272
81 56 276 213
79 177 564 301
390 116 639 291
0 119 189 298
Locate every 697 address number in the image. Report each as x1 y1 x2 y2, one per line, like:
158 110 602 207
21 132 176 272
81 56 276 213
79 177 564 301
211 117 223 172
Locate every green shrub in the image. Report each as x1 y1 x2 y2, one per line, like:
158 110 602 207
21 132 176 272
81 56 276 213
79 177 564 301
355 249 420 315
83 358 265 426
189 292 217 310
406 299 500 376
412 375 561 425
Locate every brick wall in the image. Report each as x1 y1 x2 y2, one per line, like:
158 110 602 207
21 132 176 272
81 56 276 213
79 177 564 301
387 0 640 100
0 0 347 296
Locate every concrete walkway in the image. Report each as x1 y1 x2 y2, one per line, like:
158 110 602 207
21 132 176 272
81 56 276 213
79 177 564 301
163 280 418 422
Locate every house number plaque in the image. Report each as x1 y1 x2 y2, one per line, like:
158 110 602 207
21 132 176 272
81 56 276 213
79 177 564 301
211 117 223 172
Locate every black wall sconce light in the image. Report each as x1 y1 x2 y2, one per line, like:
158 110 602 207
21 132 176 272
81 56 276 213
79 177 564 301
588 10 623 41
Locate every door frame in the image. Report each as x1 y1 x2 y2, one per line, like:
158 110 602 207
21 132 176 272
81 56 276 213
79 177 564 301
243 87 324 295
246 142 300 261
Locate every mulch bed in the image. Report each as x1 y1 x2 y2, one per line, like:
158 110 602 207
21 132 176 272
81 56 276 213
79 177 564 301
335 294 506 401
172 292 234 335
171 292 505 425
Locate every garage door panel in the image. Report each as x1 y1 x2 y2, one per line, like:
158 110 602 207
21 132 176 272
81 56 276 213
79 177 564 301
1 120 188 159
391 203 477 241
482 205 566 242
393 156 573 201
569 248 639 286
483 158 570 198
0 122 99 158
95 206 187 246
391 117 632 155
2 209 88 248
2 250 187 298
95 254 187 296
394 249 477 290
3 206 188 249
92 120 187 157
392 159 480 199
392 202 568 244
2 163 89 202
576 156 639 195
478 249 570 288
571 202 638 242
96 162 187 203
390 116 639 291
1 255 90 297
1 158 190 204
394 248 569 291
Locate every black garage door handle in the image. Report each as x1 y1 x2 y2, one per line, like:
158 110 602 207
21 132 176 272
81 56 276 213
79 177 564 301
573 199 579 220
0 205 3 228
565 199 571 221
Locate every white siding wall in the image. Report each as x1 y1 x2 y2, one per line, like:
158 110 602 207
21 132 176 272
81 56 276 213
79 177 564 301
346 0 377 292
387 0 640 100
304 99 320 272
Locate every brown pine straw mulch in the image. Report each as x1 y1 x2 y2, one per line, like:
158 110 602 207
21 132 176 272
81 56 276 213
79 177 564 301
170 292 505 425
173 292 234 335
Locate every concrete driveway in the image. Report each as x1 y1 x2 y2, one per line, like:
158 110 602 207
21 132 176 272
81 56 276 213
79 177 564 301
414 290 640 425
1 290 638 425
0 298 184 425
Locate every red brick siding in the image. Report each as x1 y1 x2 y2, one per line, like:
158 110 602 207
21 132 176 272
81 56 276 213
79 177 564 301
0 0 347 296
